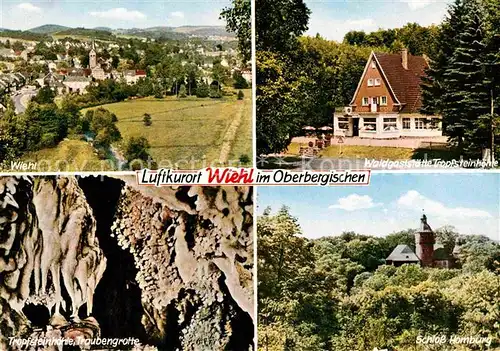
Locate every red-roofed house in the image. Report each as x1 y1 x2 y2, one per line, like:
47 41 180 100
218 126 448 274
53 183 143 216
124 70 147 85
334 49 442 139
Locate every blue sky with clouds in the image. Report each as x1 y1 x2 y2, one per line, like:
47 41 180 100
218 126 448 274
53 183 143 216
305 0 454 41
0 0 229 30
257 173 500 240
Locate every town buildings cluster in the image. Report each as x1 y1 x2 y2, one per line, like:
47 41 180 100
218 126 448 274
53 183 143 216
0 35 250 99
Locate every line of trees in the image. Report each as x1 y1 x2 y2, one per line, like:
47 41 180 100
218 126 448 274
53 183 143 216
421 0 500 161
0 90 82 162
343 23 440 57
258 207 500 350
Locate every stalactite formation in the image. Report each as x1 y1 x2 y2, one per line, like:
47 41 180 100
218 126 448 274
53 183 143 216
0 176 254 350
0 176 106 349
111 184 254 350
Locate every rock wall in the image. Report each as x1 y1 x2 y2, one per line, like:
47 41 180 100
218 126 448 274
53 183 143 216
0 177 254 350
111 184 254 350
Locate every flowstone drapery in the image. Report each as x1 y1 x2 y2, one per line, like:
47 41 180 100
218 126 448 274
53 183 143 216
0 176 254 350
112 183 254 350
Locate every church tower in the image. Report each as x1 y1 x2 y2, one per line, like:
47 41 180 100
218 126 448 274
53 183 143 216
415 214 435 267
89 40 97 69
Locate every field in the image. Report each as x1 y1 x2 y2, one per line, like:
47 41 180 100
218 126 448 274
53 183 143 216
19 139 115 172
83 90 252 168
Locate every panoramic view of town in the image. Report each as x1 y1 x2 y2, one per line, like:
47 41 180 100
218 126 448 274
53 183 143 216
0 1 252 171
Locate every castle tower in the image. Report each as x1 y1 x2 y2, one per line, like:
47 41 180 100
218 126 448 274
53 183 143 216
415 214 435 267
89 40 97 69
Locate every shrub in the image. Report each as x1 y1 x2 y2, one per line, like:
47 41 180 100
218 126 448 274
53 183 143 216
154 86 163 99
125 136 151 162
237 90 244 100
209 87 222 99
239 154 250 164
40 132 58 148
196 83 210 98
143 113 152 126
232 71 249 89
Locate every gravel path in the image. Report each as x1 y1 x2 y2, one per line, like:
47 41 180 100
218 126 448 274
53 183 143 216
218 101 244 165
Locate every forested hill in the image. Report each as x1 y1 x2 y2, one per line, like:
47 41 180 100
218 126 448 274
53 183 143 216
23 25 234 40
28 24 71 34
258 207 500 350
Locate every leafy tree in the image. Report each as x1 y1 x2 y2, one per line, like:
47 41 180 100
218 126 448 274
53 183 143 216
220 0 251 62
111 55 120 69
233 70 249 89
257 50 305 154
178 84 187 98
184 63 199 95
212 63 230 86
209 86 222 99
435 226 458 255
87 108 121 148
258 206 315 300
256 0 311 52
23 102 68 149
343 24 439 56
0 107 24 162
32 86 55 104
124 136 151 162
154 85 164 99
59 94 81 130
344 31 367 46
457 235 500 272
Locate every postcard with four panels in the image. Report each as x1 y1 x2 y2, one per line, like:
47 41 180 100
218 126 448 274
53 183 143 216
0 0 498 350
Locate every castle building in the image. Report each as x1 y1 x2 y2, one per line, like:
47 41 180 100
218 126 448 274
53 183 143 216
385 214 457 268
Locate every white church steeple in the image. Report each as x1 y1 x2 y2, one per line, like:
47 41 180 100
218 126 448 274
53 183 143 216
89 40 97 69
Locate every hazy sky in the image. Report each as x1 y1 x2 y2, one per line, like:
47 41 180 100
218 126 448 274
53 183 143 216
257 173 500 241
304 0 454 41
0 0 229 30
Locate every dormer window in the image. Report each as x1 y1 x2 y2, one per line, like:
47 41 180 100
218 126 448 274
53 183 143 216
374 78 381 86
368 79 374 87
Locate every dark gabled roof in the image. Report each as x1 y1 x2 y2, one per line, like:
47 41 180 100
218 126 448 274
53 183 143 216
386 244 420 262
433 244 455 261
374 52 428 114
